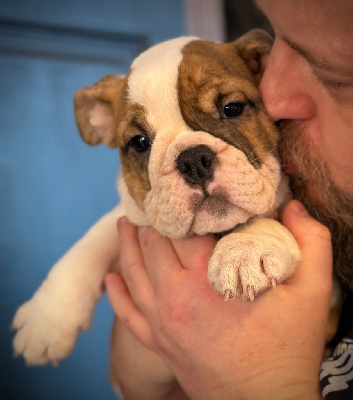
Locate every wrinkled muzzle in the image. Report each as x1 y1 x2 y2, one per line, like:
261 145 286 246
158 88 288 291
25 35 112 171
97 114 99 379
142 131 281 238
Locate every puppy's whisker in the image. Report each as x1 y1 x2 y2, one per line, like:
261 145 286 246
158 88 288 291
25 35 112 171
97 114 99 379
247 151 260 165
249 156 260 162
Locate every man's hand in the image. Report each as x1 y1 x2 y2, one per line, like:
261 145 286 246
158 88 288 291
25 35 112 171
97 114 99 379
106 200 332 400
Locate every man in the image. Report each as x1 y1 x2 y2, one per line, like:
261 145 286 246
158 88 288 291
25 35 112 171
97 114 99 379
106 0 353 398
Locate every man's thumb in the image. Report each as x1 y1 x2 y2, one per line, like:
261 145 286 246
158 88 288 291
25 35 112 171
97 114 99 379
282 200 333 289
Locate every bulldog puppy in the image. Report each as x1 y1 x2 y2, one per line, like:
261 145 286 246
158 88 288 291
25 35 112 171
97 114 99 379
12 30 300 369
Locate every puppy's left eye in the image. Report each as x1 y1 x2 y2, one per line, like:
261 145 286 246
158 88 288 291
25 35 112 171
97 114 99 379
223 102 245 118
127 135 151 152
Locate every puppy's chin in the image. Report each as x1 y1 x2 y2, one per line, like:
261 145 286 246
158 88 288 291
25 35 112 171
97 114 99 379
145 198 253 239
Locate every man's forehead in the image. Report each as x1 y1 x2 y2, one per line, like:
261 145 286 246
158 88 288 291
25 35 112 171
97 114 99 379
255 0 353 72
281 35 353 78
255 0 353 43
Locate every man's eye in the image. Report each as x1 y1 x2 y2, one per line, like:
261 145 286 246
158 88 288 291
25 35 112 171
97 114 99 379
223 102 246 118
315 74 353 91
127 135 151 152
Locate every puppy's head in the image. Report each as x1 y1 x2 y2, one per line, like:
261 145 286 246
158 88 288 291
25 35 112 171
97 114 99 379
75 29 285 238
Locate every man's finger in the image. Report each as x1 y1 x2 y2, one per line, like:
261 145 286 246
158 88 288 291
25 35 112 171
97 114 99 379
172 234 216 271
282 200 332 294
105 273 154 349
138 226 182 286
118 217 154 305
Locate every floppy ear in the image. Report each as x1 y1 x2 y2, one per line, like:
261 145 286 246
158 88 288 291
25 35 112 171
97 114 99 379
235 29 273 84
74 75 125 147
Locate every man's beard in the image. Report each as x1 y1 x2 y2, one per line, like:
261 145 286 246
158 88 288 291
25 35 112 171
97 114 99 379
278 121 353 290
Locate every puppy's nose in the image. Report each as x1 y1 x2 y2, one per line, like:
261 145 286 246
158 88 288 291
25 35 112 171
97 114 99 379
176 145 216 186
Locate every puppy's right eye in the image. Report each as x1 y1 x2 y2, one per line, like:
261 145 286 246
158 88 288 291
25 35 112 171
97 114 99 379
127 135 151 152
223 102 245 118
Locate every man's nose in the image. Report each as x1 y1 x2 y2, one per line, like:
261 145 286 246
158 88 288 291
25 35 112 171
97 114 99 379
259 38 316 122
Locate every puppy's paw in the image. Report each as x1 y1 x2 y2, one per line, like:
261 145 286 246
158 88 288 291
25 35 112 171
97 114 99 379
208 232 298 301
12 284 94 365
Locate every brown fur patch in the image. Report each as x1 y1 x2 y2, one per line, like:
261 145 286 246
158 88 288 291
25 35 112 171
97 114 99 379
178 39 280 166
118 103 152 208
75 72 152 209
75 75 127 148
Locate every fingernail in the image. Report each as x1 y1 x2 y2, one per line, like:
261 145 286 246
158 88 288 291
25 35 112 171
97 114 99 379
138 225 148 235
117 216 129 230
291 200 309 217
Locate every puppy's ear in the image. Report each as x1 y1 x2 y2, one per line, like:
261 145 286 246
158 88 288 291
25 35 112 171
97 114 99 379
235 29 273 84
74 75 125 147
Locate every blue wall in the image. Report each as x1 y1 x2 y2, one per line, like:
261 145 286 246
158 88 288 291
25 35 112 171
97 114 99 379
0 1 185 399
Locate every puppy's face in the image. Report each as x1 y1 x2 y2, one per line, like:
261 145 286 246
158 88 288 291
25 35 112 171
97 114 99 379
75 30 284 238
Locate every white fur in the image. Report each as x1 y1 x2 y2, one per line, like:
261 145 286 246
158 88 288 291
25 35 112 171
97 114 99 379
12 205 124 365
208 217 300 300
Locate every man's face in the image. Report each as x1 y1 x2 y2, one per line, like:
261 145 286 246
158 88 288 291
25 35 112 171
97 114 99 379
256 0 353 288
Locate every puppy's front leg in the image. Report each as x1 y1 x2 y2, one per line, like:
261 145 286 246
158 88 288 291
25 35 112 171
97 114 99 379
12 204 124 365
208 217 300 301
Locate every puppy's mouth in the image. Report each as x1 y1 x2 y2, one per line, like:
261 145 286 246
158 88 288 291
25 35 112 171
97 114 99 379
189 186 234 219
185 185 242 236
